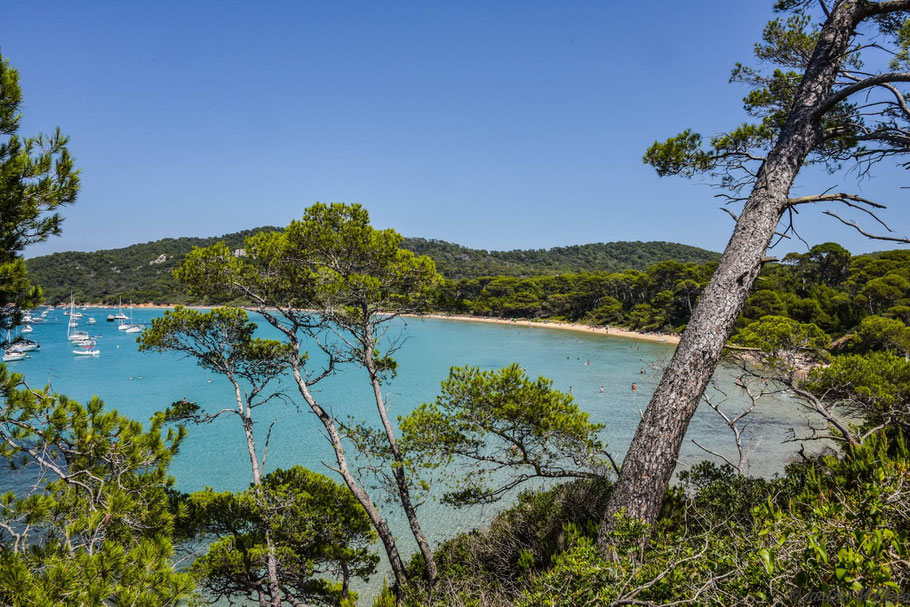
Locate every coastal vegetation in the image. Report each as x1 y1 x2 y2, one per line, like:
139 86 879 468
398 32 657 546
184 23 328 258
433 244 910 341
151 204 910 605
24 233 719 304
0 54 78 340
599 0 910 540
172 202 445 590
2 1 910 605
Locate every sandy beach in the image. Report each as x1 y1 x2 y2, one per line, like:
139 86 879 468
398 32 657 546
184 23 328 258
418 313 681 345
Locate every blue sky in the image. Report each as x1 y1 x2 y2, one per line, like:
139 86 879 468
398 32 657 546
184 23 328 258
4 1 907 257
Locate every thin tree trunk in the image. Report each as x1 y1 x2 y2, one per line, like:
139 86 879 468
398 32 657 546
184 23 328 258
363 321 439 585
232 379 283 607
598 0 867 544
341 562 351 600
286 355 409 589
263 530 282 607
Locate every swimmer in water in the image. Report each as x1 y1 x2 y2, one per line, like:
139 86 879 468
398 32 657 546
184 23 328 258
599 386 605 393
631 383 637 391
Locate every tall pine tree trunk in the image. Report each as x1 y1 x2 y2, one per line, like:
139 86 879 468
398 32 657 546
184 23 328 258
598 0 867 543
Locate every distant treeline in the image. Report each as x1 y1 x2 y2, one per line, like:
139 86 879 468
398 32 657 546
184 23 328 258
435 243 910 338
405 238 720 279
25 230 719 304
25 230 910 341
24 228 278 305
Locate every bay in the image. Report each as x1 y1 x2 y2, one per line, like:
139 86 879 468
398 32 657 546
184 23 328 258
2 306 820 597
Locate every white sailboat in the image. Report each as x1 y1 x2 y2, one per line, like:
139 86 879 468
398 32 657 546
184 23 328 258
124 305 143 333
3 330 28 362
108 297 129 322
67 331 89 342
5 325 38 353
118 302 133 330
3 349 26 362
66 296 90 341
14 340 39 352
73 347 100 356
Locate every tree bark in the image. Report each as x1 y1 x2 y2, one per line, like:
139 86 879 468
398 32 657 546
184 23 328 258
598 0 869 544
231 378 283 607
286 350 409 589
341 562 351 600
363 321 439 584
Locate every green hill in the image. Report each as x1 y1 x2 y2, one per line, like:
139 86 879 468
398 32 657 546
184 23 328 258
25 229 719 304
407 238 720 279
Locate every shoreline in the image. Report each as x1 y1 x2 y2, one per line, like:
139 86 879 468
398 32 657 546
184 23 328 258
415 313 681 345
55 303 682 346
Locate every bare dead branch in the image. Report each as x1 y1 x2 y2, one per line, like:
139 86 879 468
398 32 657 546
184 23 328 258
822 210 910 243
787 192 886 209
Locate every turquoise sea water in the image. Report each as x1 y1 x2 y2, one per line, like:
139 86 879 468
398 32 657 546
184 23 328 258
3 307 820 597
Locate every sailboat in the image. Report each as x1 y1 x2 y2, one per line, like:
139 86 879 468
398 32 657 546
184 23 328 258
14 339 39 352
3 349 26 362
3 330 30 361
66 296 90 342
108 297 129 322
73 346 100 356
117 301 134 330
125 305 143 333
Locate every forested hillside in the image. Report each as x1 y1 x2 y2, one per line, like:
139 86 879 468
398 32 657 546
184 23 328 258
25 231 719 303
404 238 720 279
437 243 910 340
24 228 278 304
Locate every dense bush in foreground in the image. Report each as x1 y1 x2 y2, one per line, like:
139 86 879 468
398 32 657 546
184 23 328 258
401 432 909 606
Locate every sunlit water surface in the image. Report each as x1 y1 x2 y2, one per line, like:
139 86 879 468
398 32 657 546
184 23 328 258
2 309 822 601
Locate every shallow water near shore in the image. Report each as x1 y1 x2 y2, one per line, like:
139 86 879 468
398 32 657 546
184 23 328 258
2 308 822 601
